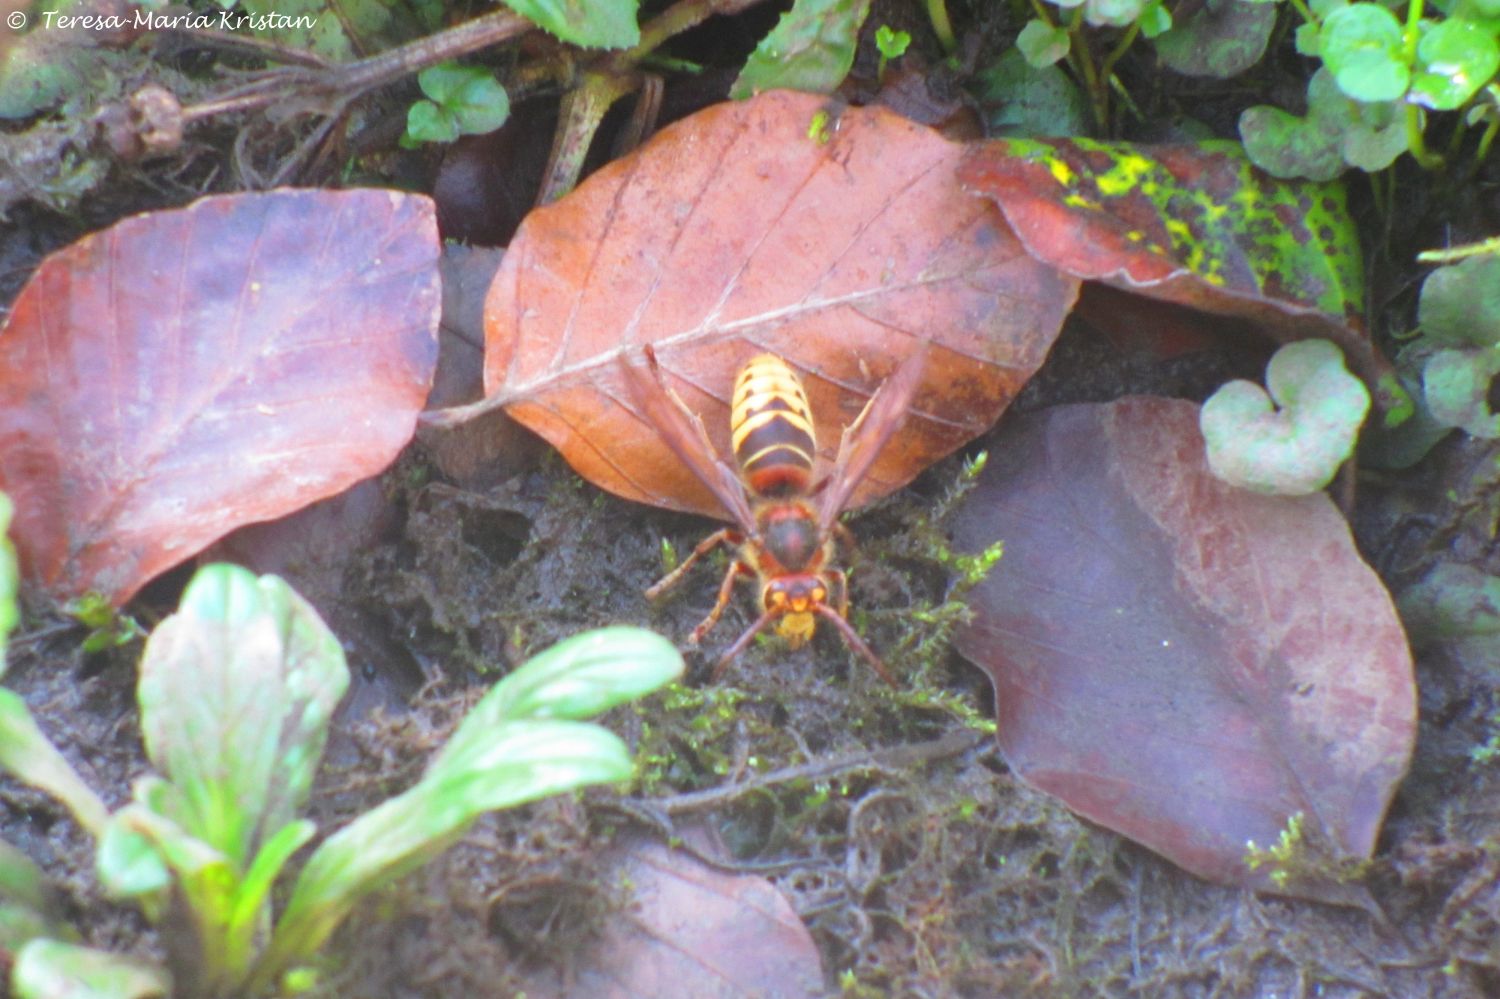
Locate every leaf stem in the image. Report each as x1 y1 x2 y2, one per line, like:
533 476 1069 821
1098 21 1140 84
1401 0 1424 68
1405 103 1444 169
1475 114 1500 165
1067 13 1109 133
1416 235 1500 264
925 0 958 54
1283 0 1316 27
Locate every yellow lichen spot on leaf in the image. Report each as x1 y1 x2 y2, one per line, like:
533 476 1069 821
1095 151 1156 196
1164 218 1193 253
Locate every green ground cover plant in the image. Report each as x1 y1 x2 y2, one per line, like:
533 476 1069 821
0 553 681 998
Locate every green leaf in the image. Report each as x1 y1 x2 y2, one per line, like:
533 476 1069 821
1320 4 1410 102
12 939 170 999
1296 21 1323 57
1356 378 1452 468
1397 562 1500 647
418 64 482 104
66 594 145 654
973 48 1091 136
98 793 257 990
1155 0 1277 79
449 80 511 134
1239 104 1347 180
730 0 874 99
1410 18 1500 110
1200 339 1371 494
406 100 460 145
1016 20 1072 68
0 6 95 119
1454 0 1500 30
0 840 70 949
1418 253 1500 347
410 65 511 142
1338 99 1409 170
0 493 16 672
1138 0 1174 37
222 819 317 985
1424 344 1500 437
1084 0 1148 28
0 689 109 836
459 626 684 729
103 792 237 905
417 64 511 133
235 0 415 61
96 811 172 900
875 24 911 60
502 0 640 48
1240 66 1407 179
258 719 632 988
136 564 348 871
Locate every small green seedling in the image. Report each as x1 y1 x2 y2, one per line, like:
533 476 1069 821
807 108 833 143
403 63 511 147
874 25 911 81
1200 339 1371 495
64 592 145 653
0 561 683 998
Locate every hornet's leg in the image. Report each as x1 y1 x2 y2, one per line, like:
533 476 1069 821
815 604 898 687
646 528 741 599
825 568 850 618
711 608 778 682
688 558 754 646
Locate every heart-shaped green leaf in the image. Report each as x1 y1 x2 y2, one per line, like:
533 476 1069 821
1201 339 1371 493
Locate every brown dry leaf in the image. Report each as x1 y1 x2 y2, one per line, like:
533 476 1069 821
0 189 440 603
951 398 1416 899
449 89 1076 519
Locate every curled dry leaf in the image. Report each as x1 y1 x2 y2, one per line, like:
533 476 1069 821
0 189 441 603
951 398 1415 898
957 139 1401 407
448 89 1077 519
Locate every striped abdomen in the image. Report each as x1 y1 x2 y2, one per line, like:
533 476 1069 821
731 355 817 498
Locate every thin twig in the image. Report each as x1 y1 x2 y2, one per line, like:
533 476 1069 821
635 728 990 818
179 9 533 124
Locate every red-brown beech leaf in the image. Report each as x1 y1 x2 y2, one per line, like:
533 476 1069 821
440 89 1077 520
956 139 1400 407
517 836 823 998
951 398 1415 897
0 189 441 603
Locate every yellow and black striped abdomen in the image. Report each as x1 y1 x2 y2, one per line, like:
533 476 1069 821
731 354 817 498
